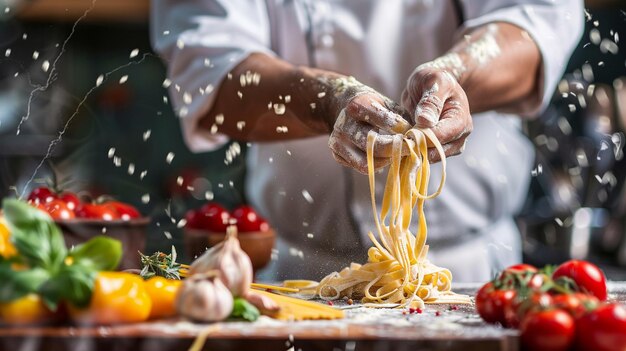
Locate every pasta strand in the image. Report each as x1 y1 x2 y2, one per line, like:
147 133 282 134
286 126 470 307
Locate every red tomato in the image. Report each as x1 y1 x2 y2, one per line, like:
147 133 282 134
576 303 626 351
184 210 204 229
520 309 574 351
27 187 56 204
505 292 553 328
504 264 538 273
106 201 140 220
475 282 516 325
59 192 81 211
231 205 265 232
497 264 540 291
42 199 75 220
552 260 607 301
527 273 547 290
198 203 230 232
75 204 120 221
552 293 597 319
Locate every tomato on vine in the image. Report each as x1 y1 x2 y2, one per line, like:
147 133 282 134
27 187 57 204
105 201 140 221
576 303 626 351
520 309 574 351
552 260 607 301
75 204 121 221
475 282 516 325
59 192 81 211
41 199 75 220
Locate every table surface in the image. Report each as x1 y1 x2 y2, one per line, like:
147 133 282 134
1 282 625 351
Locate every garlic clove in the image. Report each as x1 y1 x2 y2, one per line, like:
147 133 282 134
176 271 234 322
245 291 280 317
190 226 253 297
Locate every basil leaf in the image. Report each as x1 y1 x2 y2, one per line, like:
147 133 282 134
229 297 260 322
0 263 50 302
2 199 67 270
2 198 51 227
39 264 96 310
45 221 67 269
69 236 122 271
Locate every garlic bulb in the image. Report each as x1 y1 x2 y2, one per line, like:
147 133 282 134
190 226 252 297
176 271 233 322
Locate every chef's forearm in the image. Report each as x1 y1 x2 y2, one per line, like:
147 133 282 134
430 22 542 116
198 53 338 141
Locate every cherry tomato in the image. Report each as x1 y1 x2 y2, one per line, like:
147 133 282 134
520 309 574 351
495 264 540 291
184 210 204 229
75 204 120 221
27 186 56 204
144 277 181 320
551 293 597 319
552 260 607 301
475 282 516 325
59 192 81 211
527 273 548 290
504 264 538 273
504 292 553 328
231 205 264 232
0 294 56 326
69 272 151 325
106 201 141 220
42 199 75 220
199 203 230 232
576 303 626 351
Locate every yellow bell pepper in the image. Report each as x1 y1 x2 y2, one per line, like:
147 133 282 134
69 272 151 325
0 219 16 259
0 294 56 325
144 276 182 320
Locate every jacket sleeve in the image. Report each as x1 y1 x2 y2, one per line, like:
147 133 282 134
151 0 274 152
461 0 585 115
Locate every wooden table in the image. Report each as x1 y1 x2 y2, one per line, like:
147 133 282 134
1 283 625 351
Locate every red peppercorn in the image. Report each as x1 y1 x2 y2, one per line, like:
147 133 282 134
435 311 441 316
327 301 334 306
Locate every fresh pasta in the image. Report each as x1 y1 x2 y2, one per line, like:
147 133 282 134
286 127 470 308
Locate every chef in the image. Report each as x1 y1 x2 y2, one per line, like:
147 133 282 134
151 0 583 282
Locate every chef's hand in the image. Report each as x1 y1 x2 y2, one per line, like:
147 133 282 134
327 84 412 174
400 66 472 162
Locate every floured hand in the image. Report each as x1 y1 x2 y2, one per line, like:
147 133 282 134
401 66 472 162
325 80 412 174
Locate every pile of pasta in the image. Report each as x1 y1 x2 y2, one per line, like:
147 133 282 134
286 128 470 309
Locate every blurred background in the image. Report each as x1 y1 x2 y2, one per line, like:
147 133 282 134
0 0 624 277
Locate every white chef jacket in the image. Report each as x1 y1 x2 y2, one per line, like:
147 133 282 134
151 0 583 282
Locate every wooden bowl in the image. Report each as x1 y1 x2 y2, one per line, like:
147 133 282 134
55 217 149 270
183 228 275 271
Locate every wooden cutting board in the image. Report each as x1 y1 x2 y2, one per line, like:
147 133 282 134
0 285 522 351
